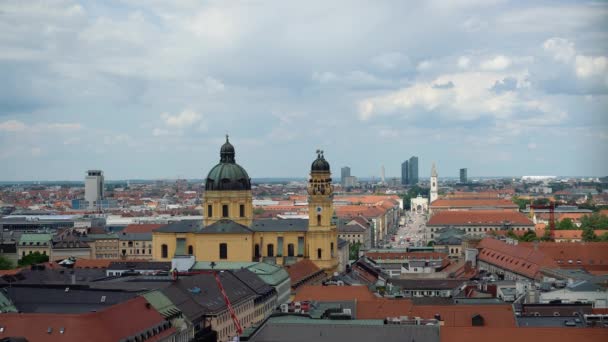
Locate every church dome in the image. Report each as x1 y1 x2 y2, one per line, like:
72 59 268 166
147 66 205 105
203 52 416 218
205 136 251 191
311 150 330 172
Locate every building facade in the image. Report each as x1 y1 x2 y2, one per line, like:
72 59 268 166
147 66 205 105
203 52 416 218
408 156 419 185
341 166 351 187
401 160 409 185
460 168 467 183
430 163 438 203
85 170 104 209
152 137 338 273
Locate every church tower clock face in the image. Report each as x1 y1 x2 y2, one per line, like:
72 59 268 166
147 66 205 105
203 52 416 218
316 206 323 213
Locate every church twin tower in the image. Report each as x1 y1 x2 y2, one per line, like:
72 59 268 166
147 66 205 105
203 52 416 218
152 136 338 272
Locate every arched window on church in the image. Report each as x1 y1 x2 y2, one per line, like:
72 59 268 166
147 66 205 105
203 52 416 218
254 244 260 258
267 244 274 257
161 244 168 258
317 214 321 226
317 248 322 259
287 244 295 257
188 245 193 255
331 242 334 257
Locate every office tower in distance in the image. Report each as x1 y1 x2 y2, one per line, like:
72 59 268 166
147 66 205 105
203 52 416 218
401 160 409 185
460 168 468 183
408 156 419 185
341 166 351 187
85 170 104 209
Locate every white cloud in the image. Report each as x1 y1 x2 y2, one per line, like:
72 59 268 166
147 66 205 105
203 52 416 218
204 76 225 93
543 37 575 63
161 109 202 128
457 56 470 69
0 120 27 132
358 71 552 124
417 60 433 72
480 55 511 71
575 55 608 78
312 71 338 84
0 120 81 133
371 52 409 70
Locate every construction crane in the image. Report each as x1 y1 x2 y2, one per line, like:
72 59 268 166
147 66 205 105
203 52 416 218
529 201 556 238
171 268 243 337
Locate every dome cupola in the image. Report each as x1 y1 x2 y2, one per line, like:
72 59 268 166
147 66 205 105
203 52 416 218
205 135 251 191
311 149 330 172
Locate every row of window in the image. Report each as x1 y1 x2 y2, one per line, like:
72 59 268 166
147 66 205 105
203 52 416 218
121 249 152 255
208 204 246 218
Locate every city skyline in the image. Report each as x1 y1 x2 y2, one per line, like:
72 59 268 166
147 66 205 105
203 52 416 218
1 1 607 181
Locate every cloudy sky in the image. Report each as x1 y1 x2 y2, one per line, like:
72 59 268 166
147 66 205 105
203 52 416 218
1 0 607 181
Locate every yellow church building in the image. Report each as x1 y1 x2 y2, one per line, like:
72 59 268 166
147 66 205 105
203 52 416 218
152 136 339 272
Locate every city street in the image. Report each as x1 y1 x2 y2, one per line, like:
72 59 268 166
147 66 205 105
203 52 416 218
389 210 429 248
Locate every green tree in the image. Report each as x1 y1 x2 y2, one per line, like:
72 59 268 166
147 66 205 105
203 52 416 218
511 196 529 211
253 208 265 215
520 230 538 242
582 227 598 242
18 252 49 267
349 242 362 260
540 229 552 241
556 218 576 230
427 241 435 247
0 255 13 270
506 229 518 239
580 213 608 229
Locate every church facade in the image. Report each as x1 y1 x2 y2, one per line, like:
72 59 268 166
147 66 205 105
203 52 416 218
152 137 339 272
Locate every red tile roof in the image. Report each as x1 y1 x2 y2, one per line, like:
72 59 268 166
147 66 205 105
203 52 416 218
356 299 413 319
428 210 533 226
477 238 556 279
441 327 608 342
285 259 324 286
431 199 517 208
0 297 175 342
519 241 608 267
294 285 375 302
123 224 165 233
411 304 515 327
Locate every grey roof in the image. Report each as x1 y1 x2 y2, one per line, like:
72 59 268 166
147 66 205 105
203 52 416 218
251 219 308 232
2 268 109 285
338 238 349 248
388 279 465 290
5 287 137 313
161 271 257 321
0 242 17 253
199 219 253 234
246 315 440 342
108 261 171 271
232 268 275 296
337 222 366 233
154 220 202 233
118 232 152 241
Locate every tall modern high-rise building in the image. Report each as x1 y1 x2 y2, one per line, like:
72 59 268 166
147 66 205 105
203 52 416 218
85 170 104 209
408 156 419 185
401 160 409 185
341 166 351 187
460 168 468 183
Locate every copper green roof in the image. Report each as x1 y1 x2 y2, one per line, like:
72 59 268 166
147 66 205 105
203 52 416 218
205 135 251 191
19 233 53 245
141 290 182 318
87 233 119 240
0 291 17 313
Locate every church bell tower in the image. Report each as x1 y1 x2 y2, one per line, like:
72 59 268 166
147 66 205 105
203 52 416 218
306 150 338 271
430 162 438 203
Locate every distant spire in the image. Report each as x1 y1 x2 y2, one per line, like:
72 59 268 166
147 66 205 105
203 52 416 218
226 134 229 143
431 162 438 177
